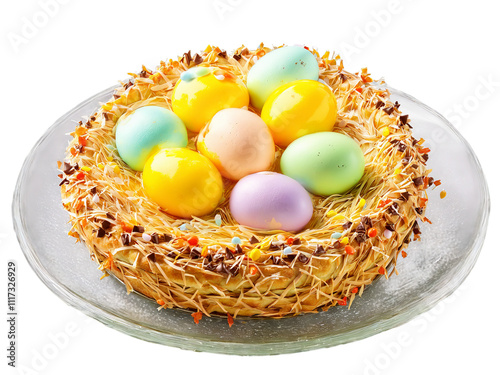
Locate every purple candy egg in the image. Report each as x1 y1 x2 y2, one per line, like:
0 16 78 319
229 172 313 232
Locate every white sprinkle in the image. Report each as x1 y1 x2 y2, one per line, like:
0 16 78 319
92 195 99 203
383 229 393 239
277 234 286 242
142 233 152 241
215 74 225 80
114 177 124 184
283 246 293 255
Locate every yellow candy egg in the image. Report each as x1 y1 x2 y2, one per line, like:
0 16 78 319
261 80 338 147
142 148 223 219
171 67 249 133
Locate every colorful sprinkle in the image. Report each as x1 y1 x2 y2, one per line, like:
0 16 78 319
358 199 366 209
340 237 349 245
106 156 114 161
142 233 152 241
191 311 203 324
277 234 286 242
92 194 99 203
215 74 225 81
286 237 295 245
231 237 242 245
351 287 359 294
249 248 261 261
179 224 188 231
187 236 199 246
283 246 293 255
394 168 401 175
98 163 104 170
338 296 347 306
382 127 390 137
378 266 386 275
383 229 393 239
367 228 378 238
156 299 165 306
440 190 447 199
331 232 342 239
249 265 258 275
401 250 408 258
214 214 222 226
326 210 337 218
81 166 91 172
345 245 355 255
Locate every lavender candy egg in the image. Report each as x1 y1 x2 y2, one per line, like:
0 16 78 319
229 172 313 232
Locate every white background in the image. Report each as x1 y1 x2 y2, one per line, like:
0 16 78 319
1 0 499 374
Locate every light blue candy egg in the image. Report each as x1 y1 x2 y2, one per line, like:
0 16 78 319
247 46 319 110
115 106 188 171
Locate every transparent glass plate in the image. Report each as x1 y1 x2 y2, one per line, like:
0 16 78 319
13 86 489 355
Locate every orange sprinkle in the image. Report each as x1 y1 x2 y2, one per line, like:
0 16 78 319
249 266 258 276
378 266 386 275
351 287 359 294
76 172 85 180
377 199 391 208
156 299 165 306
338 297 347 306
434 180 442 186
367 228 378 238
419 198 428 208
70 148 78 157
355 87 363 93
440 190 447 199
286 237 295 245
120 221 133 233
227 313 234 328
345 245 355 255
423 217 433 224
401 251 408 258
418 147 431 154
57 160 62 169
191 311 203 324
78 136 87 147
75 127 87 136
187 236 199 246
81 218 88 227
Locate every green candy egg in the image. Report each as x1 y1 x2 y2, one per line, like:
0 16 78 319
280 132 365 196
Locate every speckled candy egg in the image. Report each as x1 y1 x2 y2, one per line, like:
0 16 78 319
280 132 365 196
143 148 223 219
115 106 188 171
171 67 249 133
229 172 313 232
247 46 319 110
261 79 338 147
197 108 275 180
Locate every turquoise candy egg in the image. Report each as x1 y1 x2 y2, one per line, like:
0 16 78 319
247 46 319 110
280 132 365 196
115 106 188 171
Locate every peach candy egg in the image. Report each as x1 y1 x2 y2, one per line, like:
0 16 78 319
197 108 276 180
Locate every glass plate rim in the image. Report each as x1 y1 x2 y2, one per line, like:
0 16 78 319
12 85 490 355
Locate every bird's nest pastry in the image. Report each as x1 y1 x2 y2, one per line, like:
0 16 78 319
58 45 435 320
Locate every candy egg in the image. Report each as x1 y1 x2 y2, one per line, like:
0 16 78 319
115 106 188 171
261 80 338 147
229 172 313 232
171 67 249 133
280 132 365 196
247 46 319 110
197 108 275 180
143 148 223 218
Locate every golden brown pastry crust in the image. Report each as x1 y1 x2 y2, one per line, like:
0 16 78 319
59 45 432 318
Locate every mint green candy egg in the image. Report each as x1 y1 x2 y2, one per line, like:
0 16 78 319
115 106 188 171
247 46 319 110
280 132 365 196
